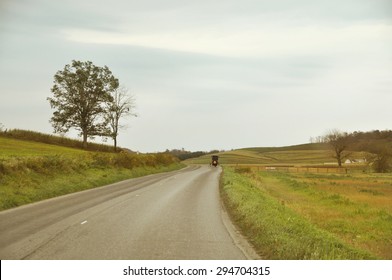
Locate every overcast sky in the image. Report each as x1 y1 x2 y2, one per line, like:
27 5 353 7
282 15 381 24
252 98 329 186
1 0 391 152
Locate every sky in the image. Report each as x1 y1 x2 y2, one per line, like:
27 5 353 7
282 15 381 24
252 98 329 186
0 0 391 152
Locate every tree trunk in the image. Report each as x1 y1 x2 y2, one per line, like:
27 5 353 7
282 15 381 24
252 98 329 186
114 137 117 152
83 132 88 149
335 148 343 167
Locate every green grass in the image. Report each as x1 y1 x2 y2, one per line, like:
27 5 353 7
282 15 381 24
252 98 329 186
0 129 118 152
0 136 184 211
0 136 88 158
0 164 182 211
221 167 378 259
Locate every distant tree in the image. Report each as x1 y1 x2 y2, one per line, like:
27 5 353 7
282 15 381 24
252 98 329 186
323 129 352 167
48 60 119 149
310 135 324 143
366 142 392 173
372 150 392 173
104 86 137 151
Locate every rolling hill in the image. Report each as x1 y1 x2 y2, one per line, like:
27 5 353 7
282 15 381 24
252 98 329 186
0 132 182 211
0 136 88 159
184 143 366 166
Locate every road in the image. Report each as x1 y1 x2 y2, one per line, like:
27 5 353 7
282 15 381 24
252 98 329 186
0 165 257 259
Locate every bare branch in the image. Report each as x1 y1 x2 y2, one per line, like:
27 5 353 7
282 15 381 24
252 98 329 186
104 86 137 151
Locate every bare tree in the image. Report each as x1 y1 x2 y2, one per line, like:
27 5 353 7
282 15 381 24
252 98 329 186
323 129 352 167
105 86 137 151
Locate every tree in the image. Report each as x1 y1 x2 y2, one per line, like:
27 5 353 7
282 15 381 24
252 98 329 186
323 129 352 167
48 60 119 148
104 86 137 151
366 142 392 173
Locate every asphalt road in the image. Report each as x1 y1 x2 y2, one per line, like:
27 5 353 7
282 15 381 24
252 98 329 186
0 165 257 259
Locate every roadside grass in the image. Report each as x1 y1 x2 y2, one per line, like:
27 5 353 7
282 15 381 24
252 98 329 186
0 136 184 211
221 167 379 259
0 164 182 211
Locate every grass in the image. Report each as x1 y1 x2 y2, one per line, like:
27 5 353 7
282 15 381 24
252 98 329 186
273 172 392 259
0 135 184 211
0 164 182 211
185 143 366 166
0 129 118 152
0 136 88 158
221 166 388 259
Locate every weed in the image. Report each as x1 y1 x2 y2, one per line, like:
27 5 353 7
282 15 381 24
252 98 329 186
234 167 251 174
359 189 384 196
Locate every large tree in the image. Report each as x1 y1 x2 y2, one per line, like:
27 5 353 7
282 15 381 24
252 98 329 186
104 86 137 151
323 129 352 167
48 60 119 148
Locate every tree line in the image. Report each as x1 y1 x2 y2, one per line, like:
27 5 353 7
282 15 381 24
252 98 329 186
47 60 136 151
165 148 223 161
322 129 392 172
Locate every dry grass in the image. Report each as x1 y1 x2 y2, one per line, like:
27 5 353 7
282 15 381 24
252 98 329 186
221 167 375 259
254 171 392 259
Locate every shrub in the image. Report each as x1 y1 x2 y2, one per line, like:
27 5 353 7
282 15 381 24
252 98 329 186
234 166 251 174
91 153 113 168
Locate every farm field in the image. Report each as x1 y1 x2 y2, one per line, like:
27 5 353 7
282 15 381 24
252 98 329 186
221 167 392 259
185 143 367 166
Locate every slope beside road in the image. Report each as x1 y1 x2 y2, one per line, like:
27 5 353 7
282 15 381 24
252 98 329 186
0 165 258 259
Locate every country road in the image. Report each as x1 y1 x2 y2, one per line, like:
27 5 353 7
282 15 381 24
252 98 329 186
0 165 257 260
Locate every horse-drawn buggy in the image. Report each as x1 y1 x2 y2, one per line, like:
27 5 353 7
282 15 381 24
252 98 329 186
211 155 219 167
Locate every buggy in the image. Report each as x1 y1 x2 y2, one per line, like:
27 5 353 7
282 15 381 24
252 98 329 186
211 155 219 167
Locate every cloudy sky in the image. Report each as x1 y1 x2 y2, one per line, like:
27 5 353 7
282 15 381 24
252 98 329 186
1 0 391 152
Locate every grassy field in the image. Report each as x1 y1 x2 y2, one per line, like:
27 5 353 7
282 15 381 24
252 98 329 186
0 136 88 158
0 136 184 211
185 143 367 166
0 129 118 152
221 167 392 259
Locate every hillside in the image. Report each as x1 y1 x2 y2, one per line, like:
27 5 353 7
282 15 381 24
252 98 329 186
0 134 183 211
0 129 120 153
0 136 88 159
184 143 366 166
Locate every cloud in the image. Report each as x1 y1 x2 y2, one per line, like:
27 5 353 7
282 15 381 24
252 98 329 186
62 22 392 58
1 0 392 151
